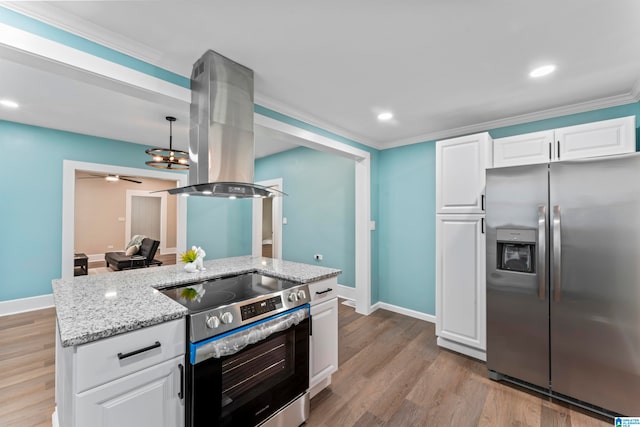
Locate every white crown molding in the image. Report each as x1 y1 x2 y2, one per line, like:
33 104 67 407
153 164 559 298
254 92 385 151
1 2 183 75
384 91 639 149
631 76 640 102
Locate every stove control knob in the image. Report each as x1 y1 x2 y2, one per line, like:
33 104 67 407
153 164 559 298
297 290 306 300
206 315 220 329
288 292 299 302
220 312 234 324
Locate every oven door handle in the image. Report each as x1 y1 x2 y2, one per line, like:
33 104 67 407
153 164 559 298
190 304 310 364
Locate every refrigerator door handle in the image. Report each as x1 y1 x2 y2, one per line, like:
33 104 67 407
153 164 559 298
537 205 547 300
552 205 562 302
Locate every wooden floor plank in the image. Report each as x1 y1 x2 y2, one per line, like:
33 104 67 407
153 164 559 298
0 303 613 427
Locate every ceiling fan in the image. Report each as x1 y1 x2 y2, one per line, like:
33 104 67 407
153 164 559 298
78 174 142 184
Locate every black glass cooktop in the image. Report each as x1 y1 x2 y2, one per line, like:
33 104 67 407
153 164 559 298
160 273 300 313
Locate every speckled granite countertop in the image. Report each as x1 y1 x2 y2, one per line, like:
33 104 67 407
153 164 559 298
52 256 341 347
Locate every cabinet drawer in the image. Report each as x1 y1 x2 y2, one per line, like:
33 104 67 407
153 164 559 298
75 318 185 393
307 277 338 305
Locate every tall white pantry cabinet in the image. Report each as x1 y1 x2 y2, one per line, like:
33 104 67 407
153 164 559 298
435 132 492 361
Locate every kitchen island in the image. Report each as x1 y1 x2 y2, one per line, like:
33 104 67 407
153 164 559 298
53 255 340 346
52 256 341 427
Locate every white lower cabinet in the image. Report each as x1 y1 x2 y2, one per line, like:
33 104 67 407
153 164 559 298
55 318 186 427
76 355 184 427
435 214 486 361
308 279 338 398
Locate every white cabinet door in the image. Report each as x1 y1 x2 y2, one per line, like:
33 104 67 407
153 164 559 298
493 130 554 167
75 355 185 427
310 298 338 389
555 116 635 161
436 215 485 354
436 133 492 214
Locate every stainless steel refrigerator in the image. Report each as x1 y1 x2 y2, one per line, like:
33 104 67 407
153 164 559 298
486 153 640 416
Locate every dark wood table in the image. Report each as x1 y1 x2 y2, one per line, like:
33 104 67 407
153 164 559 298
74 253 88 276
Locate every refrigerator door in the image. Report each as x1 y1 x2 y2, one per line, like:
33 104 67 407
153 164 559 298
486 164 549 388
550 154 640 415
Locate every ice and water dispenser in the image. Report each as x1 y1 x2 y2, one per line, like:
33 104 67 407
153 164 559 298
496 229 536 274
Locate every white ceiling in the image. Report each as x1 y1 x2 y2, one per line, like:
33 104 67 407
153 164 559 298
1 0 640 153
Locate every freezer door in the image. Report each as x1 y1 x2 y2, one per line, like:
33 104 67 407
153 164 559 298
486 164 549 388
550 155 640 415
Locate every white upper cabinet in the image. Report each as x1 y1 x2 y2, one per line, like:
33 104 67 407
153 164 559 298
493 130 554 167
555 116 636 161
436 132 493 214
493 116 636 167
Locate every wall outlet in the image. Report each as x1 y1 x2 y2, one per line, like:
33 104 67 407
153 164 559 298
107 245 114 249
314 254 323 261
117 217 125 222
283 217 288 225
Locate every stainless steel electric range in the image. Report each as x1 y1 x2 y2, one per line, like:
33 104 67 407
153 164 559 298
160 272 311 427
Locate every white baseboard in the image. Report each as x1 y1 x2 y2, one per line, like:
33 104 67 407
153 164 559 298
162 247 177 255
336 284 356 301
370 301 436 324
437 336 486 362
0 293 54 317
87 253 106 263
52 408 59 427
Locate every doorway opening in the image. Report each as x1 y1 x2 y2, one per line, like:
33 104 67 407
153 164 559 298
125 189 174 255
252 178 283 259
254 116 371 315
62 160 188 279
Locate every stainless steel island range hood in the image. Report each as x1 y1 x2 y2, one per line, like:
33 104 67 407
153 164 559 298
168 50 284 198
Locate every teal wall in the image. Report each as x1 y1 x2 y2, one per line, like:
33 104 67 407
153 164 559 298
0 120 183 301
378 142 436 313
376 101 640 316
187 197 252 259
255 106 380 301
256 147 356 287
0 7 381 304
3 6 636 313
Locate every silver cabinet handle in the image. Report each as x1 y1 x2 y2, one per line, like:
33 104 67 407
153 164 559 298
552 205 562 302
537 206 547 300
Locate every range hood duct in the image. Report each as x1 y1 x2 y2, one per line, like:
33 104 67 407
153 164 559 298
168 50 284 198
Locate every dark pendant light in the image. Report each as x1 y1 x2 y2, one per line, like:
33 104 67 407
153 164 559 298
145 116 189 169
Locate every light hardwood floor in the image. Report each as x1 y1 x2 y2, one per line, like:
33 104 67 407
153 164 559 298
307 302 612 427
0 303 612 426
0 307 56 427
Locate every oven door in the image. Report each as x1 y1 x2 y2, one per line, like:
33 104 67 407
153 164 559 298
187 305 310 427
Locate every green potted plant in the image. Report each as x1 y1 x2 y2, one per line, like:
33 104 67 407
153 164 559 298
181 248 198 273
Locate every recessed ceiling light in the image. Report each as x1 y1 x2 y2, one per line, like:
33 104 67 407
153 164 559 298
0 99 19 109
529 65 556 78
377 112 393 121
